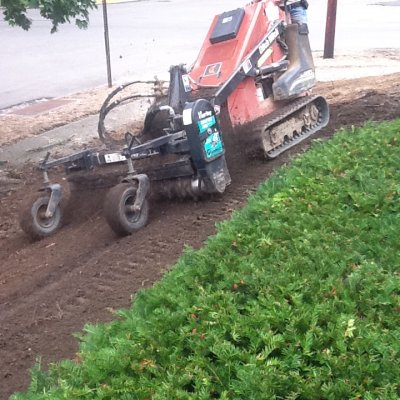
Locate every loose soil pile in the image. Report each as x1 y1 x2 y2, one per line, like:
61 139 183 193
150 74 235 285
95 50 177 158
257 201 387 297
0 73 399 400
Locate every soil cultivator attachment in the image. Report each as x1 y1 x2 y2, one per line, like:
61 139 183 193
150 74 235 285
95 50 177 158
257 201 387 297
20 0 329 240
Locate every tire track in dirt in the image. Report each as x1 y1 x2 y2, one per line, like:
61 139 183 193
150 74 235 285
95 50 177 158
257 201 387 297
1 75 400 399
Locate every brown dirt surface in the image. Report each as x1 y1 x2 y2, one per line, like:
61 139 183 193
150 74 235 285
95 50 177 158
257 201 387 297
1 73 400 400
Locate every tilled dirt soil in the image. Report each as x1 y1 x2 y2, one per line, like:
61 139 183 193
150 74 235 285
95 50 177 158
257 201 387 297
1 73 400 400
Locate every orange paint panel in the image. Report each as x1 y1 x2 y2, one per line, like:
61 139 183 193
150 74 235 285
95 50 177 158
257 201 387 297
227 78 279 127
200 41 238 66
188 0 286 126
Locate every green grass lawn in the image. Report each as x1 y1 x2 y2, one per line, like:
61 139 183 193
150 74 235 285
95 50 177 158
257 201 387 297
13 120 400 400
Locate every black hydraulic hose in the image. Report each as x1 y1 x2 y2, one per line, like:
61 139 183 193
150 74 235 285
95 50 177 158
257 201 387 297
97 80 159 146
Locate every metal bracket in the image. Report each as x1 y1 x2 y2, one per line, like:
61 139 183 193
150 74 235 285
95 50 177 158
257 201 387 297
122 174 150 213
39 149 96 173
45 184 63 218
124 131 186 157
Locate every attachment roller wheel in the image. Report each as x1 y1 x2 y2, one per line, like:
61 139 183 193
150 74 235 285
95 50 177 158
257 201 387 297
104 183 149 236
20 196 62 240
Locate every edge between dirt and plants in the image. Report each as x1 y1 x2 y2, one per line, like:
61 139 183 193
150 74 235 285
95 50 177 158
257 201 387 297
11 119 400 399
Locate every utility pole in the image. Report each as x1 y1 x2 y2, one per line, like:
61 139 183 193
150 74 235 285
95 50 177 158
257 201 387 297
323 0 337 59
102 0 112 87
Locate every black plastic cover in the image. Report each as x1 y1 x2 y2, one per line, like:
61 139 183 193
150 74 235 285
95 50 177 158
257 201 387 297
210 8 245 44
183 99 231 194
183 99 225 167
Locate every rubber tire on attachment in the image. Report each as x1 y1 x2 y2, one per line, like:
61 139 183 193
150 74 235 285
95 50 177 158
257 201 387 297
104 183 149 236
20 196 62 241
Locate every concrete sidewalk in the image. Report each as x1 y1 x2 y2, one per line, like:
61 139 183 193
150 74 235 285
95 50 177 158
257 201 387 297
1 49 400 170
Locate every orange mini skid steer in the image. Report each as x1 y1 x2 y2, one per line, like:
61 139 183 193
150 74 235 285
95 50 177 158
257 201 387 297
21 0 329 240
162 0 329 157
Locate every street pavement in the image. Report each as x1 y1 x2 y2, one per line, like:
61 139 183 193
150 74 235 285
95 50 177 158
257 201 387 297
1 0 400 110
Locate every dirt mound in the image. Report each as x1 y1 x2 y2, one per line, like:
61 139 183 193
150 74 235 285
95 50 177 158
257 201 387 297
1 73 400 400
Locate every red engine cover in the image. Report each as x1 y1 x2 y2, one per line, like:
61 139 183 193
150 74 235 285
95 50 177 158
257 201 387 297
188 0 286 127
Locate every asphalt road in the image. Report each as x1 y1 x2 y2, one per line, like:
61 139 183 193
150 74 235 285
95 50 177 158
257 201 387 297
0 0 399 110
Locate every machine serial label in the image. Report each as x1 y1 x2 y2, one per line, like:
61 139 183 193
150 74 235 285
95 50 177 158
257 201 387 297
104 153 126 163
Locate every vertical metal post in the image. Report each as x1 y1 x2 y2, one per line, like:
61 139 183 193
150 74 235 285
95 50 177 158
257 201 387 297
323 0 337 59
102 0 112 87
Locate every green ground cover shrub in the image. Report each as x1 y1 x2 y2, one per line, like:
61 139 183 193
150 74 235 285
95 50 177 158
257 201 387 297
13 120 400 399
